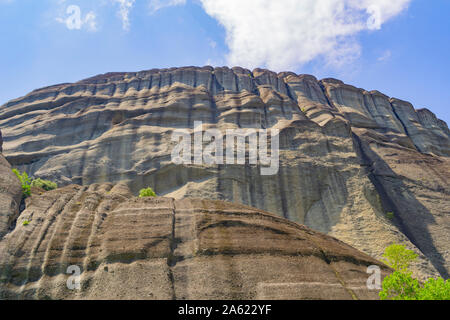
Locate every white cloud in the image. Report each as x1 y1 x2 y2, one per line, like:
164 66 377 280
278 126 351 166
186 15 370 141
148 0 186 14
52 0 410 69
112 0 135 31
199 0 411 70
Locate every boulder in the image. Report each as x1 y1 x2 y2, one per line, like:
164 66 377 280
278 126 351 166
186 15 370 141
0 184 390 300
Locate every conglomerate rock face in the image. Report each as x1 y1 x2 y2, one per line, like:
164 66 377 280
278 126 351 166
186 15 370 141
0 185 390 300
0 66 449 280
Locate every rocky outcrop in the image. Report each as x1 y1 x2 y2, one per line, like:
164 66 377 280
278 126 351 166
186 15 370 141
0 129 23 239
0 184 390 300
0 67 448 280
319 79 449 156
317 80 450 279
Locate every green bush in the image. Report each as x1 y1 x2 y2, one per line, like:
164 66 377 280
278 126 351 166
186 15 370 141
380 271 450 300
30 178 58 191
380 243 450 300
386 211 395 220
12 169 31 197
22 220 30 226
417 278 450 300
380 271 420 300
139 187 157 198
381 243 418 274
12 169 58 196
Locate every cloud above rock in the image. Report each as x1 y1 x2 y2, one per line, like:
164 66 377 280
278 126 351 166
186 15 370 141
50 0 411 68
199 0 411 70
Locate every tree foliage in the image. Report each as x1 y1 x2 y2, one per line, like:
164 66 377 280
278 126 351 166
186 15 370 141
380 243 450 300
380 271 420 300
381 243 418 273
416 278 450 300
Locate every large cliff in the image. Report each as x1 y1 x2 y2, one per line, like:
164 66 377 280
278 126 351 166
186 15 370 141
0 66 449 281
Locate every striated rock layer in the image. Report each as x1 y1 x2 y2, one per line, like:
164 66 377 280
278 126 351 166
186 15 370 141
0 130 22 239
0 66 449 280
0 184 390 300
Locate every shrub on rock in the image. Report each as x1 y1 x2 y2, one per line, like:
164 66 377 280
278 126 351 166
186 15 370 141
30 178 58 191
12 169 31 197
139 187 157 198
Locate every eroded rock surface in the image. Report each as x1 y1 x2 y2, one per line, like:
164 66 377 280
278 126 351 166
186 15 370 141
0 130 23 238
0 184 390 300
0 67 448 280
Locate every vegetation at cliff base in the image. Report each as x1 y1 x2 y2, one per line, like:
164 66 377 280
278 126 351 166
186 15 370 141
139 187 157 198
12 169 58 197
380 243 450 300
12 169 31 197
30 178 58 191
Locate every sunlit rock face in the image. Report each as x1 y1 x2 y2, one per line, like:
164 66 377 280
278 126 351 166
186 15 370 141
0 187 391 300
0 66 448 280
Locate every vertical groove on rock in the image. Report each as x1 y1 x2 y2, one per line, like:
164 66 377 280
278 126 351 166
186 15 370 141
318 81 338 111
167 198 177 300
148 75 153 90
56 188 90 276
283 80 296 104
276 165 289 220
82 194 107 273
389 101 421 152
16 198 60 297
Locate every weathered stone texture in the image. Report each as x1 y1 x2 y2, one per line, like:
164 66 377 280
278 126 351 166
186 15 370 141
0 185 390 300
0 67 448 281
0 129 23 239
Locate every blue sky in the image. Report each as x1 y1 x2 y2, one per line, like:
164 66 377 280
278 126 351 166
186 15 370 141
0 0 449 124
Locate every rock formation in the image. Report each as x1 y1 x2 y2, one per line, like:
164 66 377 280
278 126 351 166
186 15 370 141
0 66 448 281
0 184 390 300
0 130 23 239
